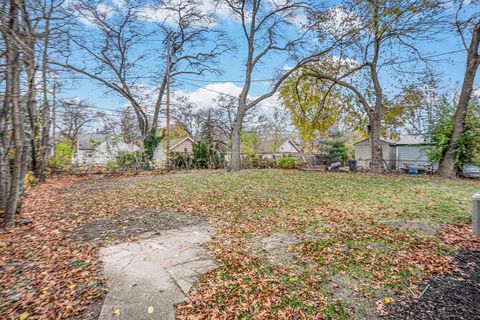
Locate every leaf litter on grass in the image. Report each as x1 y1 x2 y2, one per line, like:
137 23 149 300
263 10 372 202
1 170 478 319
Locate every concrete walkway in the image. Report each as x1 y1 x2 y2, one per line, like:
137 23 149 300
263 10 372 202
98 224 215 320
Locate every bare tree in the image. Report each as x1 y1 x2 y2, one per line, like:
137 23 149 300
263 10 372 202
148 0 231 134
56 99 96 148
220 0 341 171
0 0 28 229
438 1 480 177
53 0 229 140
19 0 63 182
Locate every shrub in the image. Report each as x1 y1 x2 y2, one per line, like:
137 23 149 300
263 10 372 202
116 151 138 169
171 152 193 169
102 160 121 174
102 151 141 174
48 140 73 171
242 155 277 169
277 156 299 169
192 140 226 169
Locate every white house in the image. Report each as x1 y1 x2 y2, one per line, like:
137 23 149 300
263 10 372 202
354 135 435 172
73 133 140 166
256 139 302 159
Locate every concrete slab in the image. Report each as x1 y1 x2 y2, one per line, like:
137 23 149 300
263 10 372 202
98 224 215 320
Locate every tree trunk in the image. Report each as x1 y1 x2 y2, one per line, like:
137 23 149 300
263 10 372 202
370 113 383 172
5 1 25 229
369 69 384 173
438 21 480 178
229 92 248 172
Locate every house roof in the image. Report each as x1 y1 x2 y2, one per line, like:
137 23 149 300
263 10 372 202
77 133 107 150
354 135 431 146
395 135 429 145
259 139 301 153
170 137 194 150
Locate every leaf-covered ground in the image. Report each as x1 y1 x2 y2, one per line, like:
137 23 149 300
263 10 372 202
0 170 478 319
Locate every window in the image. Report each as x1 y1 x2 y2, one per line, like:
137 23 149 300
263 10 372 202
85 151 93 157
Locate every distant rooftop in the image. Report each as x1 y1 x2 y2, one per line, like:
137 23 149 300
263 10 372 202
354 134 431 146
77 133 107 150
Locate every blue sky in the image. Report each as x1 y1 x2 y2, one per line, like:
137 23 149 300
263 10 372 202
56 0 479 122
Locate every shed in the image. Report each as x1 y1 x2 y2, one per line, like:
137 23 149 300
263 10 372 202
395 135 434 171
354 135 435 171
354 138 396 170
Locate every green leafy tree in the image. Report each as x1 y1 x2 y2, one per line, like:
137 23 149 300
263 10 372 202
48 138 74 171
192 115 226 169
240 131 262 157
428 99 480 172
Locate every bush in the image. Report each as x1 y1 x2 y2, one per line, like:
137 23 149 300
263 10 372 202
102 160 121 174
116 151 138 169
192 140 226 169
242 155 277 169
48 140 73 171
277 157 299 169
102 151 141 174
170 152 193 169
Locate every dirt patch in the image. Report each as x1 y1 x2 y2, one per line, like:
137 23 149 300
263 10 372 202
70 176 143 194
73 209 206 242
254 232 300 266
385 249 480 320
383 220 440 237
327 275 381 320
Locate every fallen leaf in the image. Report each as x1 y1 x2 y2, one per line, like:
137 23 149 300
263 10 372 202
19 312 29 320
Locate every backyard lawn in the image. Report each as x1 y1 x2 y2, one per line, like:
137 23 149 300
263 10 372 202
1 170 479 319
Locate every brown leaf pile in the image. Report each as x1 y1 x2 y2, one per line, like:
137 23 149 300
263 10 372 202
0 176 109 319
440 224 480 250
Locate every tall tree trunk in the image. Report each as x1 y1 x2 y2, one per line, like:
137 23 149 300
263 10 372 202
4 0 26 229
370 68 384 172
438 21 480 177
229 101 247 172
370 112 383 172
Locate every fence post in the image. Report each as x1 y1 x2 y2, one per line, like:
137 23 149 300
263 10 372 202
473 193 480 236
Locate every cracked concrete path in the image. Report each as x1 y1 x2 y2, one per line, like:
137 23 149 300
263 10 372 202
98 224 215 320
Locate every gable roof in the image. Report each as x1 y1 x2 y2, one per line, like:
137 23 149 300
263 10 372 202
259 139 301 153
170 137 194 150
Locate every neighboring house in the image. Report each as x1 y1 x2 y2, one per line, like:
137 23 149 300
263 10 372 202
354 135 435 171
73 133 140 165
153 137 194 165
245 139 302 159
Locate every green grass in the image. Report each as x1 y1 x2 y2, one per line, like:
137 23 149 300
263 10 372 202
136 170 477 225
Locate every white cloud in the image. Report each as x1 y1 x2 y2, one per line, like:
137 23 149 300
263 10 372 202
138 0 219 26
174 82 243 109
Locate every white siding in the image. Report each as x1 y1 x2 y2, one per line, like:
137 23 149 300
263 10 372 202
355 143 371 169
354 140 394 170
74 140 139 165
397 145 431 170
